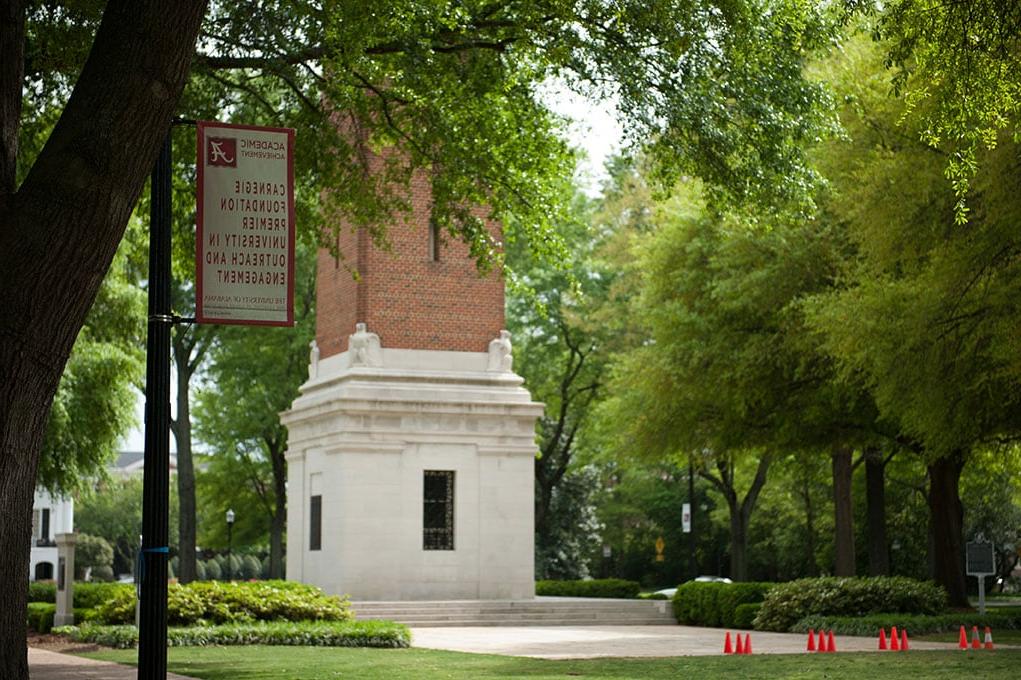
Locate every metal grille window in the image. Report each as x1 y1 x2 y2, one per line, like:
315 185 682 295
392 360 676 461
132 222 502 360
423 470 454 550
309 495 322 551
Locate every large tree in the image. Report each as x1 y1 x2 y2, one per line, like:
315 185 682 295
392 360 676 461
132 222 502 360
2 2 837 675
804 38 1021 605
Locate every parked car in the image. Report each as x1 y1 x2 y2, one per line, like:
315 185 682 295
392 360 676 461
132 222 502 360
653 575 733 599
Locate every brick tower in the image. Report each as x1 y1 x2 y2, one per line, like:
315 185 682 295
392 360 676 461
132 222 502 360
282 171 542 601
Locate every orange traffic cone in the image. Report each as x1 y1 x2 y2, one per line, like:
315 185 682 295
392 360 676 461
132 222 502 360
971 626 981 649
900 629 909 651
890 626 900 651
807 628 816 651
958 626 968 650
735 633 745 654
984 627 994 650
744 634 753 655
878 628 888 650
827 630 837 653
724 631 734 654
817 629 828 652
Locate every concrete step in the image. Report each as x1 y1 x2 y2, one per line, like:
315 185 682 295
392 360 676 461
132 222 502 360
350 597 676 627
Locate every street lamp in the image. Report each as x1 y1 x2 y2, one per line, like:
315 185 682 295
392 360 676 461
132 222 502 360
226 508 235 581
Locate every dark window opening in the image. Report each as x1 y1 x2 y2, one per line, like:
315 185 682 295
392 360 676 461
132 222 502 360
40 508 50 542
34 561 53 581
429 219 441 262
310 495 322 551
423 470 454 550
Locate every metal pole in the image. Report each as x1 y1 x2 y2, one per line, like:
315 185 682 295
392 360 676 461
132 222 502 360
978 575 986 616
688 457 697 581
138 131 172 679
227 523 232 581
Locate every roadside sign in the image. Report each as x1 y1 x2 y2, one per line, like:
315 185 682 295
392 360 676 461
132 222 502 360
196 121 295 325
967 539 996 615
682 503 691 533
967 541 995 576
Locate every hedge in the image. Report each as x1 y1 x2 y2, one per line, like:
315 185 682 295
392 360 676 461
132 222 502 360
95 580 351 626
791 607 1021 636
535 579 641 599
27 603 98 634
27 581 132 608
54 620 410 649
754 577 948 632
733 603 762 630
672 582 773 628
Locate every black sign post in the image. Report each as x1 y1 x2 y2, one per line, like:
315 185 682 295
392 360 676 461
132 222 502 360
138 131 173 679
966 540 996 616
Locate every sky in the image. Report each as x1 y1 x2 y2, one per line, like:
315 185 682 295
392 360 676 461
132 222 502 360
119 86 625 453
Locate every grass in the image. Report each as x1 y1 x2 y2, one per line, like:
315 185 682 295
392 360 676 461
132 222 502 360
83 646 1021 679
915 628 1021 645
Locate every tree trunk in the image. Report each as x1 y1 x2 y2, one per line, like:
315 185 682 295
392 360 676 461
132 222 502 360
865 447 889 576
832 444 856 576
269 443 287 579
0 2 209 676
728 499 748 581
928 451 968 607
800 472 818 575
702 454 771 582
172 338 197 583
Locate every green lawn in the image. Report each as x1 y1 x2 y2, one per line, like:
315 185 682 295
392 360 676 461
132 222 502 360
916 628 1021 645
84 646 1021 679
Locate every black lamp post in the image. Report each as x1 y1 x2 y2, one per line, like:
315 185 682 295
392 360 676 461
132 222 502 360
226 508 235 581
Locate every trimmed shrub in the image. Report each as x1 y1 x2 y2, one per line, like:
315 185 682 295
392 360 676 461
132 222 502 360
27 604 99 633
672 582 773 628
95 580 352 626
535 579 641 599
754 577 948 632
195 560 207 581
203 559 222 581
27 603 56 633
74 583 132 609
733 603 762 630
241 555 261 580
91 565 115 582
792 607 1021 636
28 582 56 603
55 620 411 649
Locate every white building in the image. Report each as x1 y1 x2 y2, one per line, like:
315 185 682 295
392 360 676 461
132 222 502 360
283 169 542 601
29 488 73 581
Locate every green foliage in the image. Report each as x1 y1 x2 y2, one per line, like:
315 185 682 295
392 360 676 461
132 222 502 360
73 583 132 610
535 579 641 599
74 534 114 578
792 608 1021 636
733 603 762 630
27 604 98 633
671 582 773 628
26 603 56 633
94 581 352 626
75 475 179 577
754 577 948 632
203 560 222 581
240 556 262 581
28 581 55 603
36 238 145 493
55 620 410 649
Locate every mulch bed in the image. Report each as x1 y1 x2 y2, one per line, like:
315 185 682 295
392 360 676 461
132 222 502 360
27 632 106 654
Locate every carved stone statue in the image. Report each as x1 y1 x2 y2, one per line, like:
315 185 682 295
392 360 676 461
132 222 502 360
487 330 513 372
308 339 320 379
349 322 382 367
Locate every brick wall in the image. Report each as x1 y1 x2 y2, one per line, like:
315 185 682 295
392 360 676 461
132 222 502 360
316 169 505 358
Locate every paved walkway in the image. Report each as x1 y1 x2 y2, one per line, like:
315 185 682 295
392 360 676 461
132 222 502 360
409 625 959 659
28 647 199 680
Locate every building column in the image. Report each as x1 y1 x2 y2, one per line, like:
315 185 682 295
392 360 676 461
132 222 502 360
54 532 77 626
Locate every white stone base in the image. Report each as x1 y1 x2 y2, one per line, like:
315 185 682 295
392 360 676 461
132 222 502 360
282 343 542 601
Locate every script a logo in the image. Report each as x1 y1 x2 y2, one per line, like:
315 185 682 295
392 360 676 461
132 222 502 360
207 137 236 167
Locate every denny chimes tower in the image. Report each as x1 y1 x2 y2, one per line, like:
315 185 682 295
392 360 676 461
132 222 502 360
282 169 542 600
